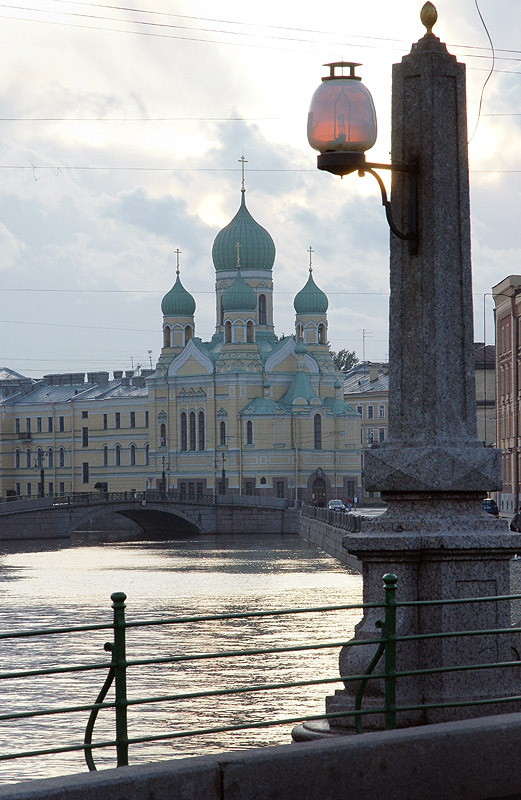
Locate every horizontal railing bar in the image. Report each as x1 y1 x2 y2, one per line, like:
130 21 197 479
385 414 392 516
392 625 521 644
393 593 521 608
0 698 117 722
122 602 382 629
0 660 111 681
0 622 113 641
395 692 521 714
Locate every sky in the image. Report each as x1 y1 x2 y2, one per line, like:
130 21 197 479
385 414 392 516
0 0 519 377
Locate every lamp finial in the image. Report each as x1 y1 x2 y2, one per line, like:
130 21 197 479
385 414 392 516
420 2 438 34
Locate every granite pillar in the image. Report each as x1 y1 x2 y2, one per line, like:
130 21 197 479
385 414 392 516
294 5 521 739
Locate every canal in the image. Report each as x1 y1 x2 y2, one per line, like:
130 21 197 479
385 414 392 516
0 531 363 784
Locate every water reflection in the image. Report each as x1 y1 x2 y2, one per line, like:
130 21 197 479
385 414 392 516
0 533 362 784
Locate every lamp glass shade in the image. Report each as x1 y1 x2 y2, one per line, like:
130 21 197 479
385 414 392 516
307 77 377 154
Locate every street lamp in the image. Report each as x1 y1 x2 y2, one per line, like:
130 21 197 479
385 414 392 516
307 60 418 253
221 452 226 496
33 453 45 498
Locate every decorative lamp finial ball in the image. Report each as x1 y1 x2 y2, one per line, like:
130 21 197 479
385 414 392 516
420 2 438 34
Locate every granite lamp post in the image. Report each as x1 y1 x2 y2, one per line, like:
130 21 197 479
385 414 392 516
296 4 521 736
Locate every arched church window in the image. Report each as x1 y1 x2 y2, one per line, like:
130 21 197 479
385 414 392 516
115 445 121 467
259 294 266 325
184 325 192 344
25 448 31 468
102 446 108 467
318 323 326 344
246 420 253 445
130 444 136 466
180 413 187 451
198 412 205 451
314 414 322 450
47 448 53 468
225 321 232 344
160 422 167 448
163 326 170 348
246 321 254 343
189 412 196 451
220 420 227 447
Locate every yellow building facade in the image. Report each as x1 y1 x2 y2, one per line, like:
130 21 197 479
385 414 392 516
0 186 362 505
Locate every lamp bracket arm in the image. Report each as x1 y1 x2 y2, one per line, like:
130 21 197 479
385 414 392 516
363 165 418 254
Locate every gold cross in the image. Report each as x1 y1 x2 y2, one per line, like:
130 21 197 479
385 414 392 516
175 247 182 275
235 241 241 269
308 245 314 272
239 154 248 191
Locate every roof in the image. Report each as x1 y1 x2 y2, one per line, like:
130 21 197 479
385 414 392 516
240 396 287 416
221 269 257 312
293 270 328 315
161 272 196 317
343 363 389 395
474 342 495 369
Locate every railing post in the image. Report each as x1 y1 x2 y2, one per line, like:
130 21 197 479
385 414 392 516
111 592 129 766
382 573 397 730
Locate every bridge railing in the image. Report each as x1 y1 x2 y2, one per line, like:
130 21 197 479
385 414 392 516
301 503 363 532
2 577 521 779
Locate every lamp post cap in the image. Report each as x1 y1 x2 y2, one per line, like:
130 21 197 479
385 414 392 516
420 2 438 34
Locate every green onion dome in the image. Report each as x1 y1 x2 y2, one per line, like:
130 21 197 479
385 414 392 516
212 191 275 272
295 339 308 355
161 271 196 317
293 269 328 315
221 269 257 312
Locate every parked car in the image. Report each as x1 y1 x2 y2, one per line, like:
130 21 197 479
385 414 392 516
328 499 346 512
481 498 499 517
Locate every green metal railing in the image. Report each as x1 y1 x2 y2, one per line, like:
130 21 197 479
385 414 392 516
1 576 521 774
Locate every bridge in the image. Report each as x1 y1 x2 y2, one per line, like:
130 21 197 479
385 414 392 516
0 491 298 541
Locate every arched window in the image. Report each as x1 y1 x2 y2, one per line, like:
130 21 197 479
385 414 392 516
225 320 232 343
37 448 43 468
59 447 65 468
145 444 149 465
296 323 303 341
47 448 53 468
189 412 196 451
318 323 326 344
220 295 224 326
163 326 170 348
160 422 166 447
184 325 192 344
115 445 121 467
130 444 136 466
314 414 322 450
180 412 187 451
220 420 227 447
198 412 205 451
102 446 108 467
246 420 253 445
246 321 254 343
259 294 266 325
25 448 31 468
14 449 20 469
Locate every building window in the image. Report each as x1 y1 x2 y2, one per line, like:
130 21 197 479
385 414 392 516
27 483 31 497
15 483 20 496
180 482 186 498
14 449 20 468
378 404 386 419
276 481 285 498
197 482 203 498
367 428 374 444
314 414 322 450
318 323 326 344
189 412 196 451
367 405 374 419
103 446 108 467
82 427 88 447
130 444 136 466
198 412 205 451
130 412 136 428
103 414 108 430
246 420 253 445
37 417 42 433
160 422 167 447
36 447 43 468
115 412 121 429
220 420 227 447
48 482 54 496
163 326 170 348
59 482 65 495
25 448 31 468
15 418 20 434
59 447 65 468
259 294 266 325
245 480 254 496
180 413 187 451
82 462 89 484
246 321 254 343
188 483 195 499
185 325 192 344
145 444 149 466
357 405 363 417
145 411 149 428
48 417 53 433
225 320 232 343
26 418 31 435
59 416 64 432
48 448 53 468
379 428 386 443
82 411 88 419
115 445 121 467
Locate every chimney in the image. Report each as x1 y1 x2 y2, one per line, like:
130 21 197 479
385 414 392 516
369 365 379 383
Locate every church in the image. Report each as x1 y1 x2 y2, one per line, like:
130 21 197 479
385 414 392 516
0 180 362 506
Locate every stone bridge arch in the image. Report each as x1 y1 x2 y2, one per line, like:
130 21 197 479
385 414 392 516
64 502 203 538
